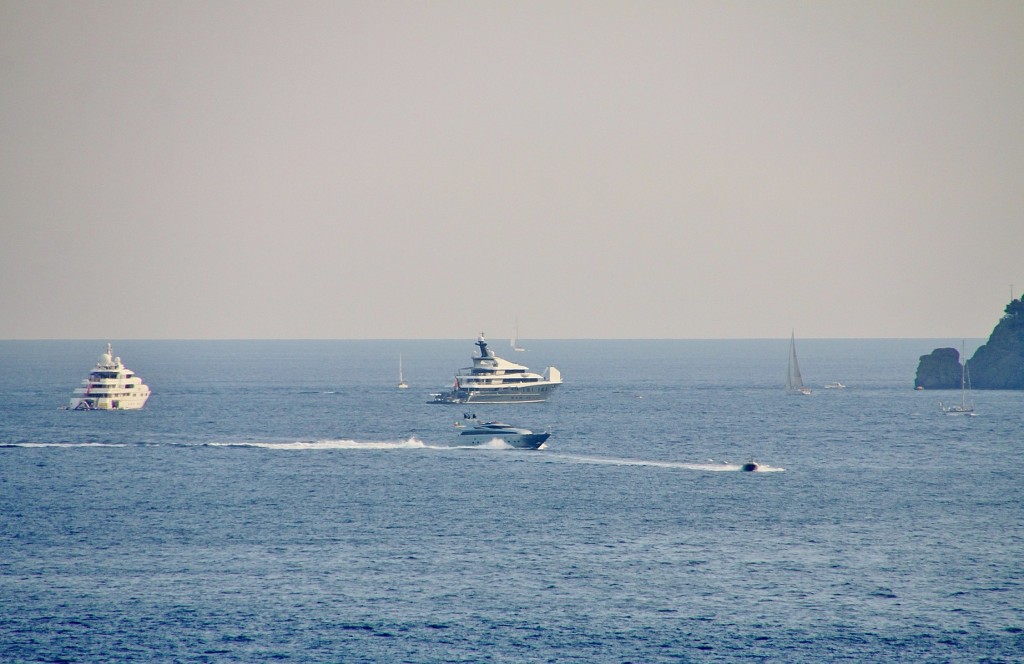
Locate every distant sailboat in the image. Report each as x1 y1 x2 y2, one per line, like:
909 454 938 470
397 354 408 389
510 319 525 352
940 342 974 415
786 332 812 395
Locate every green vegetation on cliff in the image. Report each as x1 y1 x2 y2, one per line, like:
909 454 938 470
915 297 1024 389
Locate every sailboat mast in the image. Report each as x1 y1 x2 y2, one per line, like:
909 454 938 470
786 334 793 389
960 342 967 409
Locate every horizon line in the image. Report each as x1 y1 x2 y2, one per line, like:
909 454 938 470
0 336 990 342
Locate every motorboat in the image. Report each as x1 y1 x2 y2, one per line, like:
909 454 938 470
740 462 760 472
455 414 550 449
429 333 561 404
67 343 151 410
824 382 846 389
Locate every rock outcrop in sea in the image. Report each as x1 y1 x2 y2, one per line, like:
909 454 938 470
914 347 964 390
914 297 1024 389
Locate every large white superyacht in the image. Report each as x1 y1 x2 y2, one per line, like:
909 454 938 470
429 334 561 404
67 343 151 410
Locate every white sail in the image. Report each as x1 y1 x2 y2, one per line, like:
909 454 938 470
787 332 811 395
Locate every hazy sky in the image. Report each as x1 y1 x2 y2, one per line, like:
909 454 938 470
2 1 1022 339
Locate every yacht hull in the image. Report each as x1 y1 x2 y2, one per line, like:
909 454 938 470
69 395 149 410
458 430 550 449
431 383 560 404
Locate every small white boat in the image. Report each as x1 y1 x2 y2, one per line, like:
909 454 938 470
455 414 550 449
67 343 150 410
824 382 846 389
786 332 812 395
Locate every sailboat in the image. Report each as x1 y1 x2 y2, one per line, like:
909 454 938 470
397 354 408 389
510 319 525 352
940 342 974 415
786 331 812 395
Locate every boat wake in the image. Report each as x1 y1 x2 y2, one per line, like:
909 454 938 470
0 442 129 448
2 441 777 471
540 454 784 472
209 438 546 451
451 438 544 450
207 437 431 450
2 438 534 451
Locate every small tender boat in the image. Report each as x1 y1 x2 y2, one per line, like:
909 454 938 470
824 382 846 389
455 415 550 449
740 462 760 472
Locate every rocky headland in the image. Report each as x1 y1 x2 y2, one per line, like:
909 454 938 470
914 297 1024 389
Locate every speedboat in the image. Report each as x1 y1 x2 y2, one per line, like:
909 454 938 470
429 333 561 404
455 415 550 449
824 382 846 389
67 343 151 410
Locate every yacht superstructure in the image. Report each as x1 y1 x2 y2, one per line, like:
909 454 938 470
429 334 561 404
68 343 151 410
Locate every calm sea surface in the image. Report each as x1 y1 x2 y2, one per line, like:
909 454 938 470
1 339 1021 662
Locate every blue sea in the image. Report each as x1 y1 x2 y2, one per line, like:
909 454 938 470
1 339 1021 662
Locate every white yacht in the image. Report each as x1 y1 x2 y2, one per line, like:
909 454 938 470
455 414 550 449
429 333 561 404
68 343 151 410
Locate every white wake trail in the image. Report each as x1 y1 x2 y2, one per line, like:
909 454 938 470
539 453 784 472
2 442 128 448
208 437 432 450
